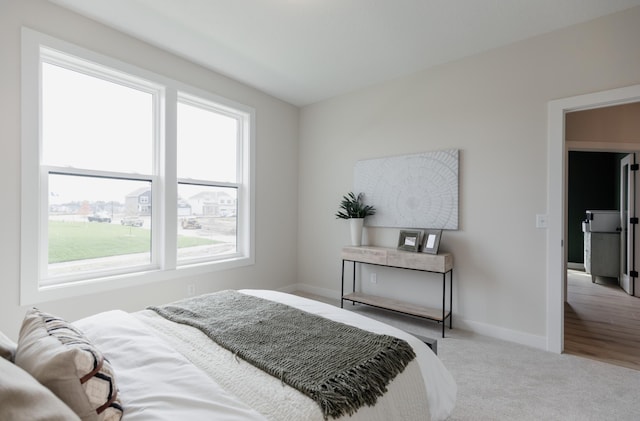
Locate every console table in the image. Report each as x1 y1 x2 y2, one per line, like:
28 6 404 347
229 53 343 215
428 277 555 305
341 246 453 337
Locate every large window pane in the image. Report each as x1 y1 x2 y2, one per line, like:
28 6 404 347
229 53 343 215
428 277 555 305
177 101 238 182
177 184 237 262
42 62 153 174
47 173 152 279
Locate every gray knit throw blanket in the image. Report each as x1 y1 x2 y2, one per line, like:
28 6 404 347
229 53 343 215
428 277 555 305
149 290 416 419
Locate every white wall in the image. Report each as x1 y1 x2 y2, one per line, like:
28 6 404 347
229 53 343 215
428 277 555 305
0 0 299 338
298 6 640 348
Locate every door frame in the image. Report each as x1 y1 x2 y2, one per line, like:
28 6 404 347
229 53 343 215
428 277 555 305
547 83 640 353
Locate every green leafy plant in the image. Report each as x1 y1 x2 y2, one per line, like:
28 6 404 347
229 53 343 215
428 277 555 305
335 192 376 219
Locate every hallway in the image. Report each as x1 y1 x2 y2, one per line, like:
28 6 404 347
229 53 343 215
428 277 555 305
564 269 640 370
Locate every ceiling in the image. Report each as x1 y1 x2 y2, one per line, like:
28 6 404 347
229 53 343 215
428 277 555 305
50 0 640 106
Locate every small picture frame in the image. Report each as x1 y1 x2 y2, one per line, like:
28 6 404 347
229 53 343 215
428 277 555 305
421 229 442 254
397 230 422 252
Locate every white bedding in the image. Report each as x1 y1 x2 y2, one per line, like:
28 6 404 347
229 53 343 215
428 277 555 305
75 289 456 421
75 310 268 421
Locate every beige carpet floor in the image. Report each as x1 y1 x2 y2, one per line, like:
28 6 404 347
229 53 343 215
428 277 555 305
295 292 640 420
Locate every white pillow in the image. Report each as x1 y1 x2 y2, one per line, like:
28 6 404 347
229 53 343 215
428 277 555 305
14 308 123 421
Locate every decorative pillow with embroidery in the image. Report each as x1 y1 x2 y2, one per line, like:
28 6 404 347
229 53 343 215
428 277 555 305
14 308 123 421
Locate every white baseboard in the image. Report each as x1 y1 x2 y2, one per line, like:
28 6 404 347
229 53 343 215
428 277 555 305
454 318 547 350
282 283 548 351
275 284 298 294
279 283 341 300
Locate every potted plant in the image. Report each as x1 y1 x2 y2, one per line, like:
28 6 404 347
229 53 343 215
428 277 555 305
335 192 376 246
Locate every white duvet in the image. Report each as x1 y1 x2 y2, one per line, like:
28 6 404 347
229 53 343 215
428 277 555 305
75 289 456 421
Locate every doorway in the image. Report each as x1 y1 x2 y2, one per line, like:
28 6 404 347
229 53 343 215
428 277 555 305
564 106 640 298
565 150 640 368
547 84 640 354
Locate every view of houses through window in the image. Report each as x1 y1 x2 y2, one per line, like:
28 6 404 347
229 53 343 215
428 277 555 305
176 184 238 262
48 176 238 277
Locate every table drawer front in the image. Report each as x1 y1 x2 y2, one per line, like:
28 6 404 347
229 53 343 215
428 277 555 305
342 247 387 265
386 250 452 272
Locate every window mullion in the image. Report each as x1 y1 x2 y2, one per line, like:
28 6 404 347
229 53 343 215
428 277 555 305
162 88 178 269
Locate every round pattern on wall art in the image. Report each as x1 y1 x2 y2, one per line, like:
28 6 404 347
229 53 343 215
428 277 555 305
354 149 458 229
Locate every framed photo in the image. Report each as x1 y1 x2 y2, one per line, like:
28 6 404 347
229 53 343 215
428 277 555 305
421 229 442 254
397 230 422 252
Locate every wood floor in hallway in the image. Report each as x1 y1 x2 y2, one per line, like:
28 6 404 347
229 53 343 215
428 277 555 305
564 269 640 371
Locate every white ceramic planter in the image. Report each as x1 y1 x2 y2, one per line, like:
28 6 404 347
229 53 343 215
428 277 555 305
349 218 364 246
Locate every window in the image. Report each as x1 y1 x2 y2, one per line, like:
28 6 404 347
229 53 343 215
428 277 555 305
41 56 158 282
176 96 242 263
21 28 255 304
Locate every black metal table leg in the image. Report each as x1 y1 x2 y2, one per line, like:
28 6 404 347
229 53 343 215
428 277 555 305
442 272 446 338
449 269 453 329
341 260 345 308
352 261 356 305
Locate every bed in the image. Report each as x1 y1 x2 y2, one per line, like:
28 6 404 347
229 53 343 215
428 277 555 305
1 289 456 421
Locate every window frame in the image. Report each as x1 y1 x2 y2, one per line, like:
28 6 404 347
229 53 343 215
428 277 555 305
175 92 246 265
20 28 255 305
